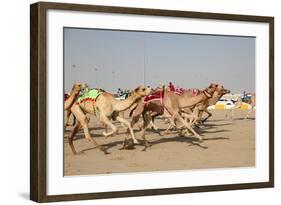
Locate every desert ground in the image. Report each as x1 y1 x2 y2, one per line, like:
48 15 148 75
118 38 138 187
64 109 255 176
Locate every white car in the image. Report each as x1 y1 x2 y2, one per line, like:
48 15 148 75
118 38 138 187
208 98 235 109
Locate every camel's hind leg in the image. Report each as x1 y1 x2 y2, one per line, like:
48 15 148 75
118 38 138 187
71 105 108 154
68 121 81 154
141 112 153 149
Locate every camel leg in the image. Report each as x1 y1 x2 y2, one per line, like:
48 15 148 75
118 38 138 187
98 112 118 138
150 118 159 130
201 110 212 123
131 114 140 131
169 110 202 141
65 110 71 127
181 112 195 131
141 112 153 150
68 121 81 155
245 108 253 119
116 116 139 144
225 108 233 120
160 115 178 135
71 105 108 154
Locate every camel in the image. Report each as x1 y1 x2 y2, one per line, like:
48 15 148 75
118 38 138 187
183 84 231 124
244 93 256 119
64 83 82 110
64 83 83 128
129 83 220 147
159 84 230 134
226 93 256 119
68 85 151 154
64 85 105 128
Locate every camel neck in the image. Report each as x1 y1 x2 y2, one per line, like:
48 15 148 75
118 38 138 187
64 90 79 110
113 92 141 112
179 92 208 108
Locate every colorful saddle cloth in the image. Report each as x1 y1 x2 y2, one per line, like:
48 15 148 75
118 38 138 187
77 89 102 104
143 90 164 104
187 88 200 96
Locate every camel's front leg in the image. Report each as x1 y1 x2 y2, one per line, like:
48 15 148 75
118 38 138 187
116 116 139 144
161 117 177 135
100 114 117 138
225 108 233 120
170 111 202 141
201 110 212 123
130 114 140 132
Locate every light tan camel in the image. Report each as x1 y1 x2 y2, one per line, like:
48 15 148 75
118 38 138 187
68 86 151 154
182 84 231 124
244 93 256 119
130 83 219 147
226 93 256 119
159 84 230 134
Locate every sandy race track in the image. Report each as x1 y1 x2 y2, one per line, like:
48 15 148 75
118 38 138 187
64 109 255 176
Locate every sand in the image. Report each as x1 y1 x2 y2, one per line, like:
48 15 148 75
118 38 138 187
64 109 255 176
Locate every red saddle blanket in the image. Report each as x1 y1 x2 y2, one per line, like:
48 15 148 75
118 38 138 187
143 91 164 103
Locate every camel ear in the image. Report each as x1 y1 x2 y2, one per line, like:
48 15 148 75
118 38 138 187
134 86 140 92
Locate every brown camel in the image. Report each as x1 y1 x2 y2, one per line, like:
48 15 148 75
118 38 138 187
64 83 82 110
130 83 219 146
64 83 83 128
68 86 151 154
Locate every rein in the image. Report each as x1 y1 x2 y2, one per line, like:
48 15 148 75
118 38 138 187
203 89 213 98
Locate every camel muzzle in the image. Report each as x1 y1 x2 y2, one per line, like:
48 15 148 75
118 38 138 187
224 89 231 94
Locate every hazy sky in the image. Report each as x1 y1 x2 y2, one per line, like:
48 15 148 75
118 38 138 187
64 28 255 93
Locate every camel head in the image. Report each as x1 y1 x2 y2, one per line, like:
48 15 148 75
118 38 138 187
203 83 219 98
215 84 231 97
133 86 151 97
80 83 89 93
71 83 82 94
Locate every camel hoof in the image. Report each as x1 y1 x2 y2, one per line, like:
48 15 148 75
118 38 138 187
133 140 140 145
120 142 135 150
103 132 113 138
102 148 110 155
142 143 152 151
197 137 203 142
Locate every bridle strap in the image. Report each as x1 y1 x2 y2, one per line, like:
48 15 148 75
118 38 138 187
203 89 213 98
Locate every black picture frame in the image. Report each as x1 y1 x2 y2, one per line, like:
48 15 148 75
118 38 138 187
30 1 274 202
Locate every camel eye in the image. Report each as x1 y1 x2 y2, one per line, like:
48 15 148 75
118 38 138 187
142 88 146 91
